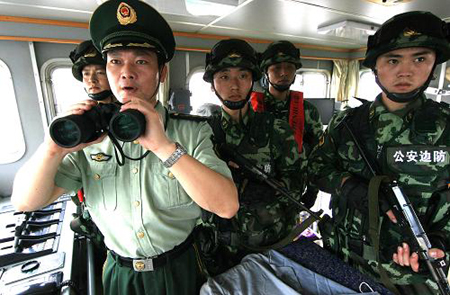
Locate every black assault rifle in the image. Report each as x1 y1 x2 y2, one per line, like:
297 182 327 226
342 120 450 295
217 144 323 226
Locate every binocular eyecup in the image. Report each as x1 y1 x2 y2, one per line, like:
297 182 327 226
49 103 146 148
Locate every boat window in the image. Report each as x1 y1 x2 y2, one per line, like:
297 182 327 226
0 59 26 164
187 68 221 114
291 70 330 98
349 69 381 108
42 59 86 121
51 67 86 117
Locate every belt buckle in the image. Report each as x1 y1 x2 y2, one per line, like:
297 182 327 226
133 258 154 272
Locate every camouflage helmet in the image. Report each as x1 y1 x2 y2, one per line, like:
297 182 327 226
363 11 450 69
70 40 105 82
203 39 262 83
260 40 302 72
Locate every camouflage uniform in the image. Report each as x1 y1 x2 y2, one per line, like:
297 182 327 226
203 106 306 274
200 39 306 275
310 11 450 294
309 94 450 293
257 40 324 209
258 90 323 156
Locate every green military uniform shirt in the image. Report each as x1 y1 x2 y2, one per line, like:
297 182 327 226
54 102 232 258
309 94 450 290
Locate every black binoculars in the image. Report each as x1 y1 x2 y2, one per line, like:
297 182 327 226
49 103 146 148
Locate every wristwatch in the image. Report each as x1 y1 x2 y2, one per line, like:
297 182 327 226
162 142 187 168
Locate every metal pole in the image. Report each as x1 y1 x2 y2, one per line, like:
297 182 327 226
86 238 96 295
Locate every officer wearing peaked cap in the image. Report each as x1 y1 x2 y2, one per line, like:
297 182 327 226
309 11 450 294
70 40 116 103
90 0 175 63
11 1 238 294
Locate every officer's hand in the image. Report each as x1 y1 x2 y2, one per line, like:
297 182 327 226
392 243 445 272
61 99 98 117
228 161 239 169
46 100 106 154
120 93 173 155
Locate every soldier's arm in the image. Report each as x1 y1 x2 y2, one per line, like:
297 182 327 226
12 139 69 212
308 112 353 195
12 100 104 212
303 101 324 149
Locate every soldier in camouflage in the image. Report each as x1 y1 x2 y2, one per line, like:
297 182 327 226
200 38 306 275
309 11 450 294
70 39 116 103
252 40 323 209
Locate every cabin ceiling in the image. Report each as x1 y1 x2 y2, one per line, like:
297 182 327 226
0 0 449 49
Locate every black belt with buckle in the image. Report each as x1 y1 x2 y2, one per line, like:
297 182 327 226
110 233 193 272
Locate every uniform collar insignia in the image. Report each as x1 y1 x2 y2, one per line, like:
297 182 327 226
117 2 137 26
228 53 241 58
318 135 325 146
90 153 112 162
403 28 421 37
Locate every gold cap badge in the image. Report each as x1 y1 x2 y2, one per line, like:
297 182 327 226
228 53 241 58
83 48 97 58
403 28 421 37
117 2 137 26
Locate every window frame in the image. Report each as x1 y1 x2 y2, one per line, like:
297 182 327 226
40 58 73 123
293 68 331 98
357 68 381 100
0 58 26 164
186 66 221 113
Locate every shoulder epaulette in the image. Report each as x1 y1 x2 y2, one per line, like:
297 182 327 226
169 112 208 122
438 100 450 113
333 107 353 128
335 101 371 129
422 99 450 117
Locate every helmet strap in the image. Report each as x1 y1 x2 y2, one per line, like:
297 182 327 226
212 81 254 110
87 90 113 101
373 63 436 103
266 73 294 92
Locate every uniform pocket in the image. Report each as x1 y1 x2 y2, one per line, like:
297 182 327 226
86 163 118 211
150 164 194 209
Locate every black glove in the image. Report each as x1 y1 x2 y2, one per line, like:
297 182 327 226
302 187 319 209
428 233 448 253
341 177 390 214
